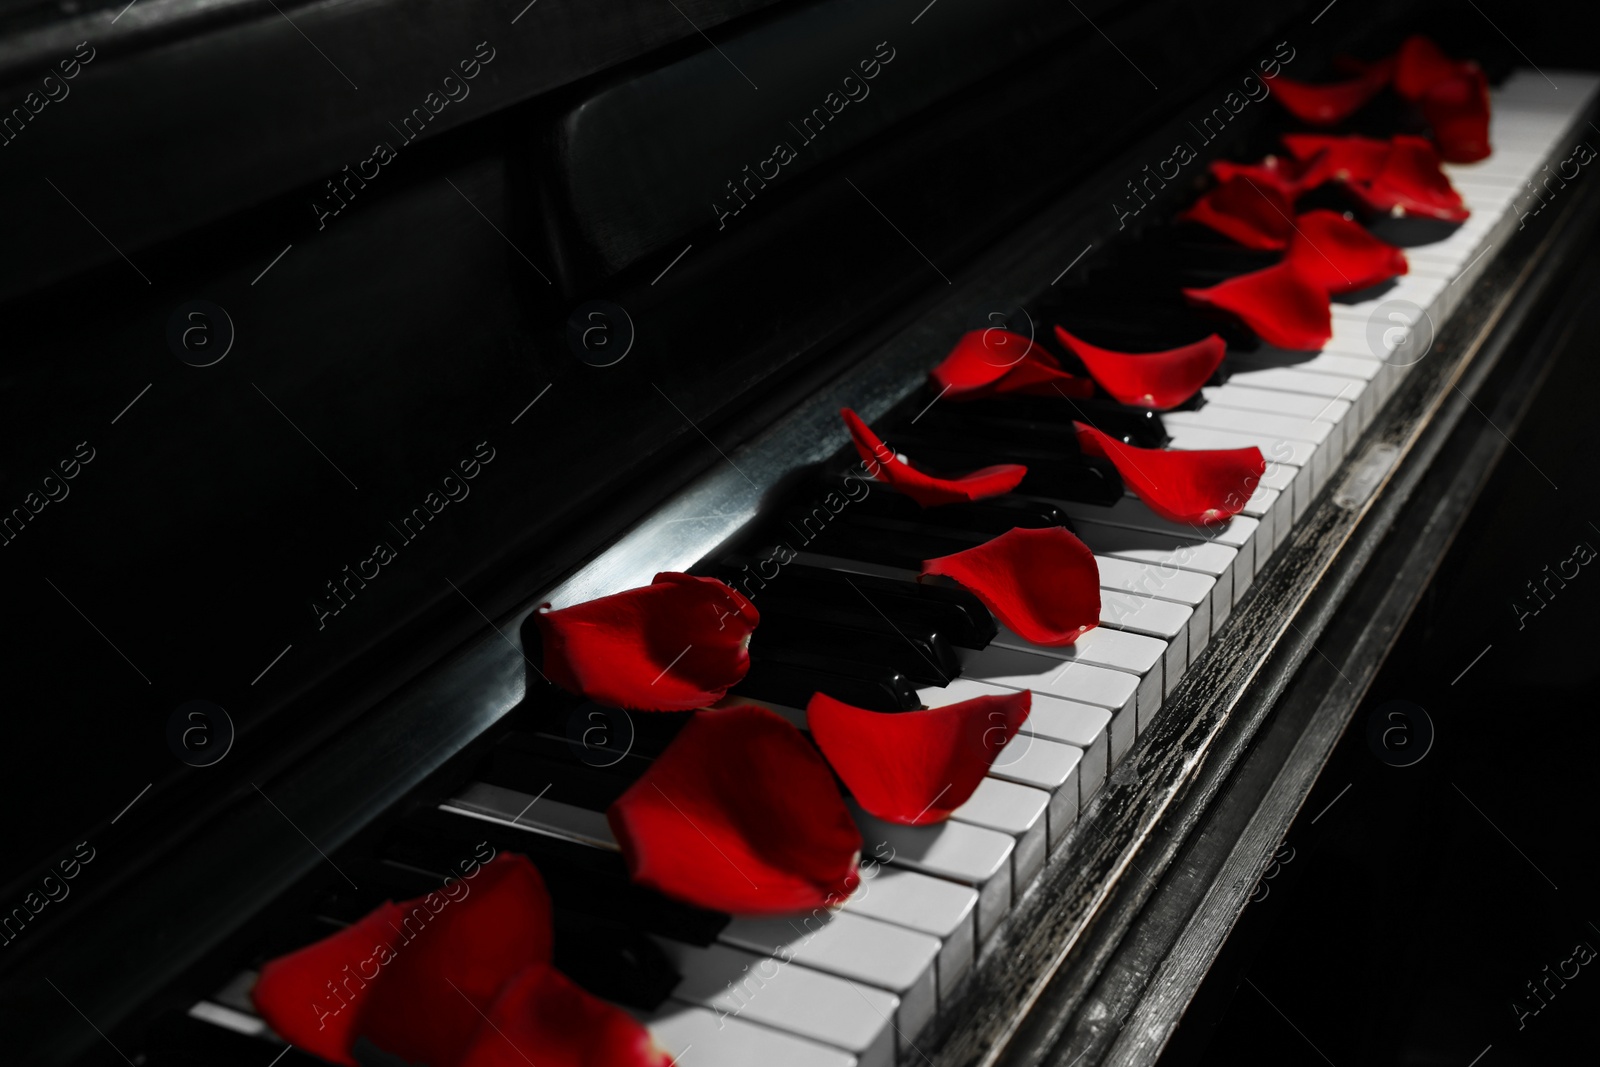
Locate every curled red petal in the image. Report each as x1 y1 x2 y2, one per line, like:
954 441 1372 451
1177 175 1295 250
1210 155 1312 201
251 902 406 1065
252 854 554 1067
608 704 862 914
807 690 1032 826
536 574 759 712
1271 65 1391 126
1286 209 1409 294
1182 261 1332 351
1281 134 1391 185
459 964 674 1067
1350 135 1470 221
1053 326 1225 410
929 329 1094 401
1392 34 1463 100
842 408 1026 507
1075 422 1264 526
1422 67 1492 163
920 526 1100 646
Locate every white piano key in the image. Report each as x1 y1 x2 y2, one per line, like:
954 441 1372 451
718 911 939 1046
950 775 1053 888
444 785 619 850
1233 348 1384 381
850 804 1014 945
643 1002 858 1067
1219 366 1368 440
188 1000 268 1038
1201 382 1352 423
920 678 1110 804
1054 496 1259 589
986 722 1081 786
1093 555 1218 667
1072 517 1239 621
839 867 976 1000
1097 584 1196 664
1328 274 1444 320
959 645 1138 761
1240 484 1284 556
1094 553 1216 611
1166 423 1316 470
655 939 899 1067
991 622 1165 711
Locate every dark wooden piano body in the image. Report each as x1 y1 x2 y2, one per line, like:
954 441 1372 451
2 0 1597 1063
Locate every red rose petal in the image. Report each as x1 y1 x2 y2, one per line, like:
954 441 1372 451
251 903 407 1065
252 854 553 1067
1281 134 1391 185
361 855 555 1067
1350 135 1470 221
1285 209 1409 294
1271 65 1390 126
929 329 1093 400
1392 34 1463 100
1177 174 1296 250
1182 261 1332 350
807 690 1032 825
1052 326 1225 410
1211 155 1314 201
536 573 759 712
842 409 1025 507
1422 67 1492 163
459 964 674 1067
920 527 1100 647
1074 422 1264 526
1387 35 1492 163
608 704 863 914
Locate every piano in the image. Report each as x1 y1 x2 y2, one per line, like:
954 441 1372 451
3 0 1597 1063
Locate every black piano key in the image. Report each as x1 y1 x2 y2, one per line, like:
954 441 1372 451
838 489 1068 533
756 611 957 686
485 726 654 794
915 395 1169 448
551 911 681 1009
844 434 1121 504
504 702 689 771
247 913 346 968
722 559 999 648
738 653 921 711
382 810 728 946
795 510 982 570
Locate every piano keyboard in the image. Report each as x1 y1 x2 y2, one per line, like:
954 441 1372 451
171 69 1598 1067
